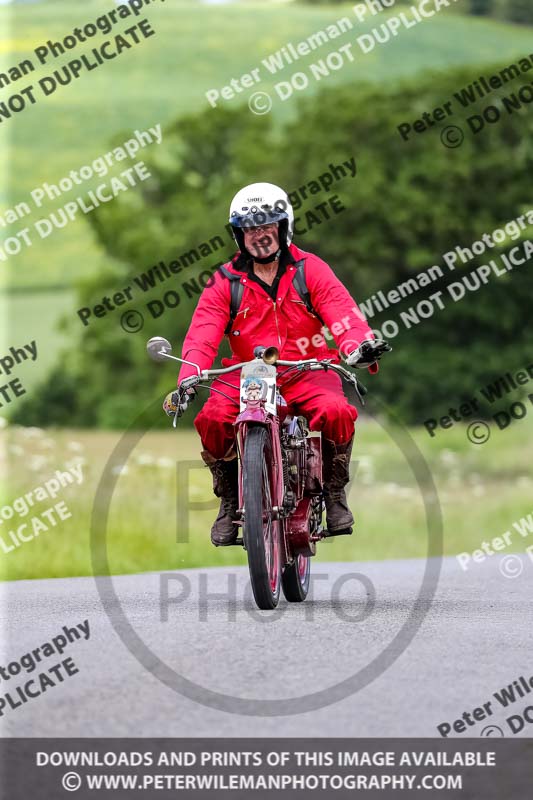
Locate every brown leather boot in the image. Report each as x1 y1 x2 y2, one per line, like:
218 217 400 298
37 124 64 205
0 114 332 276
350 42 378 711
201 449 239 546
322 436 354 536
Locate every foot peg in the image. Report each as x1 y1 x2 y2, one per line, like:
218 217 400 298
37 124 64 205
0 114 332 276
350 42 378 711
212 535 245 547
324 526 353 537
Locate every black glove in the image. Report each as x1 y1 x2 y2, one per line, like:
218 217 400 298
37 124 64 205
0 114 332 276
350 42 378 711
163 376 199 418
346 339 392 368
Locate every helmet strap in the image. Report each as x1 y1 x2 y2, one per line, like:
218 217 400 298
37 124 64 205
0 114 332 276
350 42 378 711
253 248 281 265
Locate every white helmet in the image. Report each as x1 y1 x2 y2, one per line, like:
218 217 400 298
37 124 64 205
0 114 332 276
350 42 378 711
229 182 294 254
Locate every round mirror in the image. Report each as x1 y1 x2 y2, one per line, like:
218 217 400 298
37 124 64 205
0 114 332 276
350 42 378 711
146 337 172 362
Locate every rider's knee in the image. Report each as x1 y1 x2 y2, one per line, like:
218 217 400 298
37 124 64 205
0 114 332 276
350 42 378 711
326 398 356 423
321 401 356 441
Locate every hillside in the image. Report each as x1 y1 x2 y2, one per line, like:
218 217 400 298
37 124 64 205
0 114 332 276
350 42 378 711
1 2 532 290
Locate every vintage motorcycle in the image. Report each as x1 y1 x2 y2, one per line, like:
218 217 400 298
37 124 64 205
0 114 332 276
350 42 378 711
147 336 377 610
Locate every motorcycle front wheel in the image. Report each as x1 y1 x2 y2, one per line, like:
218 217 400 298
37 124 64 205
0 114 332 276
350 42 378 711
242 425 281 610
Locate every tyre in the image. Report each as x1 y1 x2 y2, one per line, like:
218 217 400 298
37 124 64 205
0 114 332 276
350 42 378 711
243 425 281 610
281 554 311 602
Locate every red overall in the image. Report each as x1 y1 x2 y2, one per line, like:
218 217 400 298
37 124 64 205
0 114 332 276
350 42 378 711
177 243 376 459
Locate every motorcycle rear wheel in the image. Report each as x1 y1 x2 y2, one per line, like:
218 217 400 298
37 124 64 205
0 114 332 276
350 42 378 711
281 554 311 602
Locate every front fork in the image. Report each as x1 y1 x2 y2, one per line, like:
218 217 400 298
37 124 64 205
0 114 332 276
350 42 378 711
234 406 290 565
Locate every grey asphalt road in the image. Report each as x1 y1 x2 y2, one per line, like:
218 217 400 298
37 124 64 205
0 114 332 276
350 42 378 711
0 556 531 738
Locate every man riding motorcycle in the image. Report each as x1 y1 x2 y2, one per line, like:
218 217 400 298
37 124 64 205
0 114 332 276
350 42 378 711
165 182 390 546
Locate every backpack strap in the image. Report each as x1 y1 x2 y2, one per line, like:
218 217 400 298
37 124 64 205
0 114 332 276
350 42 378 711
219 264 244 335
219 258 325 334
291 259 325 326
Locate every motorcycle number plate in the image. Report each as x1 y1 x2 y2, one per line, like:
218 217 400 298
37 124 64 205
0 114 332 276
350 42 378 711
240 359 277 415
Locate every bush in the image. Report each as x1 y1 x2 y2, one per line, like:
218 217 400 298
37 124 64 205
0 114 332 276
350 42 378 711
300 0 532 24
14 62 533 427
470 0 495 15
504 0 533 24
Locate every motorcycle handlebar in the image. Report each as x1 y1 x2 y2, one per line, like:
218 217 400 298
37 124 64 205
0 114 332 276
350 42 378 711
201 356 339 378
196 358 367 398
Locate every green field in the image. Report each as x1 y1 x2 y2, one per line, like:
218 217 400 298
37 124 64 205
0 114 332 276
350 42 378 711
1 415 532 582
1 2 532 390
2 2 533 290
0 288 75 392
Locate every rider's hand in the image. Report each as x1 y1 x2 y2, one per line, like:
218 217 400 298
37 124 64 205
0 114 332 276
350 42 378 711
346 339 392 369
163 376 199 418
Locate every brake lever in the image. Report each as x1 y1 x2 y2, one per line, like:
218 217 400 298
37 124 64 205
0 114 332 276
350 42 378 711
327 363 367 406
355 375 367 397
350 375 366 407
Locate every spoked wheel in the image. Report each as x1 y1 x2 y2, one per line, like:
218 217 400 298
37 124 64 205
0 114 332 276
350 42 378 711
281 553 311 602
243 426 281 610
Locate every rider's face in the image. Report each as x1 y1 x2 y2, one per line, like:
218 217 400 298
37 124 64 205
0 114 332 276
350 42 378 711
243 223 279 259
